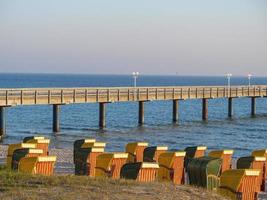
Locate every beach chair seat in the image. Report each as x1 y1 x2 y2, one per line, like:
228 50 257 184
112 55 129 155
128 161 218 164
74 147 104 176
187 156 222 190
6 143 37 169
158 151 186 185
218 169 261 200
18 156 57 176
73 139 96 163
23 136 50 155
237 156 266 192
209 150 234 173
120 162 159 182
95 152 128 179
125 142 148 163
12 148 43 170
143 146 168 162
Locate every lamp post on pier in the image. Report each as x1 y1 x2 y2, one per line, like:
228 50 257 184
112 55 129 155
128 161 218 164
226 73 232 97
248 74 252 87
132 72 139 88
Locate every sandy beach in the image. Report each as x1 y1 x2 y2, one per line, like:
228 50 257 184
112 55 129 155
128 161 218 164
1 144 266 199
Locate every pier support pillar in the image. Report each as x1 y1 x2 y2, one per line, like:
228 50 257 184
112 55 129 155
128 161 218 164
53 104 60 133
202 99 208 121
99 102 106 128
228 98 233 118
0 107 6 138
173 100 179 123
138 101 145 125
251 97 256 116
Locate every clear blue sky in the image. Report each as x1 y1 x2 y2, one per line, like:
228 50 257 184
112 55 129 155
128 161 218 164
0 0 266 75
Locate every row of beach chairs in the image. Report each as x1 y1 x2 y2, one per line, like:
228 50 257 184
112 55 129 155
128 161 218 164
6 136 56 175
6 136 267 200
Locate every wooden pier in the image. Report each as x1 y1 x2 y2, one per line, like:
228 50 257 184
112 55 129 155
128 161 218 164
0 85 267 138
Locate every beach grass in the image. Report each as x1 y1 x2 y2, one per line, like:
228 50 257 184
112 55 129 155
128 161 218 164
0 165 227 200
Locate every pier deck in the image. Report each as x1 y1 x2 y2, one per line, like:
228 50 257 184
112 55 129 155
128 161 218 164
0 85 267 137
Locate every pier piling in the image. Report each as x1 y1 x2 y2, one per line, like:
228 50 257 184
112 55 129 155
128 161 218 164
202 99 208 120
173 100 179 123
138 101 145 125
0 107 6 138
99 103 106 128
228 98 233 117
251 97 256 116
53 104 60 132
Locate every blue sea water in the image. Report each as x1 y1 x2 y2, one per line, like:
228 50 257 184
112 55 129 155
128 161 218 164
0 73 267 158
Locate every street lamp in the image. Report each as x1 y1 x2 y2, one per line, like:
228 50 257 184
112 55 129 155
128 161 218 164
248 74 252 87
132 72 139 87
226 73 232 96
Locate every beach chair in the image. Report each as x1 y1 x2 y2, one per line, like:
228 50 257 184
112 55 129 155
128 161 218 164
12 148 43 170
73 139 96 163
251 149 267 158
95 152 128 179
208 150 234 173
18 156 57 176
187 156 222 190
185 146 207 158
23 136 50 155
74 147 104 176
237 156 266 192
218 169 261 200
120 162 159 182
158 151 186 185
184 146 207 170
125 142 148 163
6 143 37 169
143 146 168 162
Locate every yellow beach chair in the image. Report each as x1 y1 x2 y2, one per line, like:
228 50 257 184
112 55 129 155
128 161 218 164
6 143 37 169
143 146 168 162
209 150 234 173
23 136 50 155
95 152 128 179
120 162 159 182
125 142 148 163
158 151 186 185
12 148 43 170
218 169 261 200
18 156 57 176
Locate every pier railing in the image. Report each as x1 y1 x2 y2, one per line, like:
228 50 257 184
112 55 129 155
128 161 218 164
0 85 267 106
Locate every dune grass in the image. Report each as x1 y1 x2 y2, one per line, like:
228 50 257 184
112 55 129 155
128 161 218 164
0 165 227 200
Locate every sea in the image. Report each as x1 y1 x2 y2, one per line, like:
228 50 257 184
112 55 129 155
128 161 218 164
0 73 267 158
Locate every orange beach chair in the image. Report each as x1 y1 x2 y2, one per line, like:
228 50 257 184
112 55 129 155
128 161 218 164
125 142 148 163
95 152 128 179
218 169 261 200
120 162 159 182
143 146 168 162
158 151 186 185
208 150 234 173
18 156 57 176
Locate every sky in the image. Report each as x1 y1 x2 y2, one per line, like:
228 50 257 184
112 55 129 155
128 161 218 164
0 0 266 76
